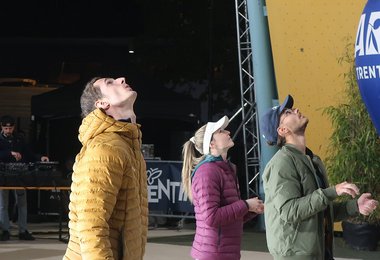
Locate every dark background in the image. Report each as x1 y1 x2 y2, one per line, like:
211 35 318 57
0 0 251 218
0 0 245 179
0 0 240 95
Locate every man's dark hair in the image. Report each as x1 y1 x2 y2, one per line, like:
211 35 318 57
0 115 15 127
277 134 286 147
276 110 287 147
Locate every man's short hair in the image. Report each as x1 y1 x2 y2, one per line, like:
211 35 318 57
80 77 103 118
260 95 294 146
0 115 15 127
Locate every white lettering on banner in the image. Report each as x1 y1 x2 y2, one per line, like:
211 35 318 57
356 13 366 57
366 11 380 55
148 185 159 203
356 65 380 79
148 179 188 203
147 167 189 204
355 11 380 57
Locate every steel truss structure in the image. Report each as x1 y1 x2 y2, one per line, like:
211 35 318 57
234 0 261 199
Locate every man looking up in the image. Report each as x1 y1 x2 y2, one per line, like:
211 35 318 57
260 95 378 260
63 77 148 260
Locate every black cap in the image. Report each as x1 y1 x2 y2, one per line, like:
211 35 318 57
0 115 15 127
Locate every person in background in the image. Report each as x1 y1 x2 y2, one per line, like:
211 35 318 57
0 115 49 241
181 115 264 260
63 77 148 260
260 94 378 260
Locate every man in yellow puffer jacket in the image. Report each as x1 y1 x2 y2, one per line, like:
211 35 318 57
63 77 148 260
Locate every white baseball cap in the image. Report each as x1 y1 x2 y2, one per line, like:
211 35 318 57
203 116 229 155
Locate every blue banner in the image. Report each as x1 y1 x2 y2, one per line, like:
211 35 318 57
146 160 194 213
355 0 380 135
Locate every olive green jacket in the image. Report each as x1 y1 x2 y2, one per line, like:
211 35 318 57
262 144 358 260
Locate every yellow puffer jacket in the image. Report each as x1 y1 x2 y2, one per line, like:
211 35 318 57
63 109 148 260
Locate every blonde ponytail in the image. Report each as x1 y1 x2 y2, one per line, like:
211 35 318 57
181 125 207 201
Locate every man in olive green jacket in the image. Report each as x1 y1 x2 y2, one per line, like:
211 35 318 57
260 95 378 260
63 77 148 260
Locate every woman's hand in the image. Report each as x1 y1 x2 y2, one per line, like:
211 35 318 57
246 197 264 214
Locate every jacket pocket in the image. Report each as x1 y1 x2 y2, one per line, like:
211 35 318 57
291 222 300 245
294 219 320 254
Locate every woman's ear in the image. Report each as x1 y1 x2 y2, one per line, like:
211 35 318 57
209 140 215 151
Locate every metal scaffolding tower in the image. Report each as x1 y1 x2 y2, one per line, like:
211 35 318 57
234 0 261 199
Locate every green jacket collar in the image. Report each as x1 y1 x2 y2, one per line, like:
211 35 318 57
283 144 316 174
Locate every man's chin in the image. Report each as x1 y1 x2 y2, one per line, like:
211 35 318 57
300 121 308 132
303 118 309 127
129 91 137 102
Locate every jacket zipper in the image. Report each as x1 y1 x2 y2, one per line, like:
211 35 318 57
307 155 328 258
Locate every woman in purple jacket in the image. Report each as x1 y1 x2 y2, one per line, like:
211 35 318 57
182 115 264 260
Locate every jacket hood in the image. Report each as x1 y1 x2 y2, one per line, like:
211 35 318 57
78 108 141 145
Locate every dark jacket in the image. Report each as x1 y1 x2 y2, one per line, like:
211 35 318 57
0 133 37 163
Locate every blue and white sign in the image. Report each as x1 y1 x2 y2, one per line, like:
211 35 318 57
355 0 380 135
146 160 194 213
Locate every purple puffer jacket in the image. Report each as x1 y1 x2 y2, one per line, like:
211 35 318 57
191 160 256 260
